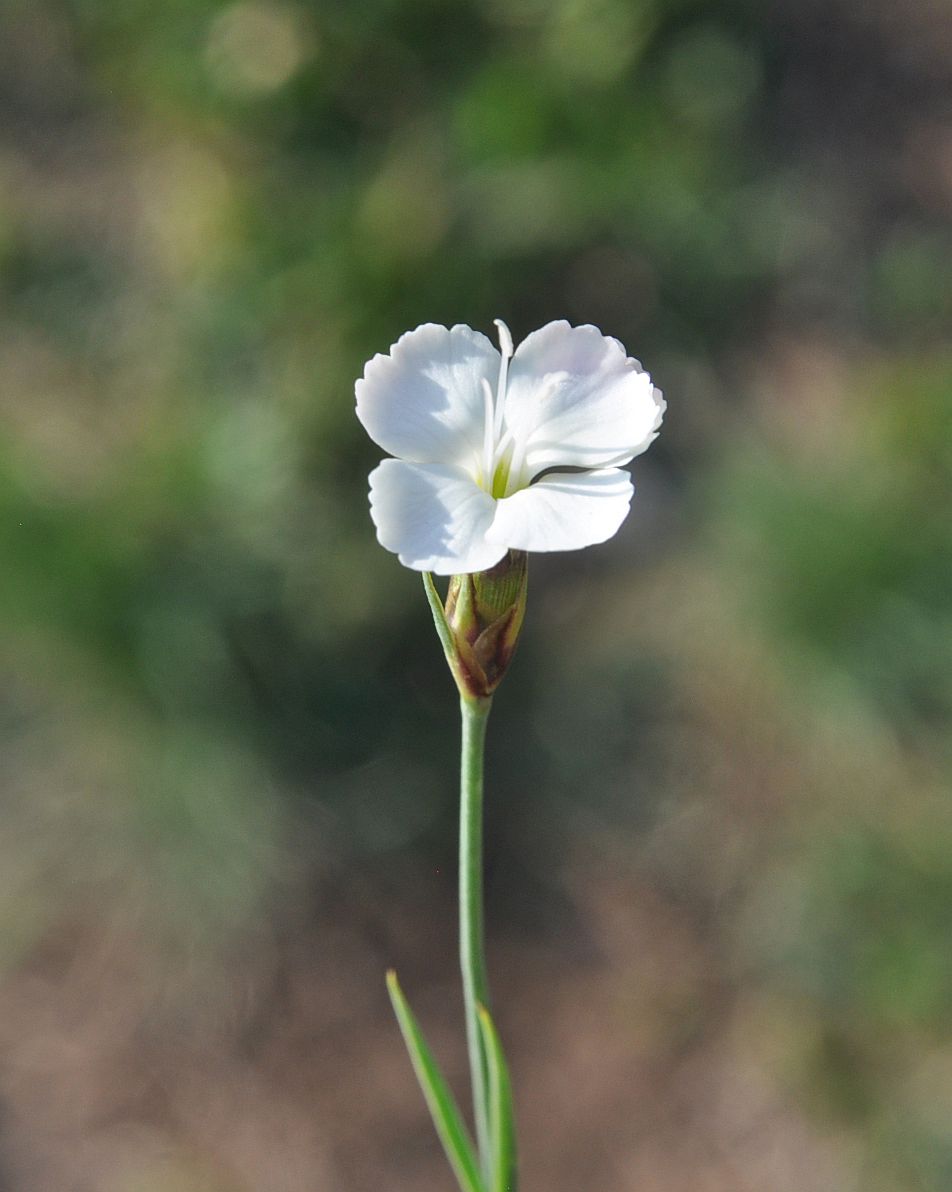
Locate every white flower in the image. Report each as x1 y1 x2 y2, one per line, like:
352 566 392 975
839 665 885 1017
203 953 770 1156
356 319 665 575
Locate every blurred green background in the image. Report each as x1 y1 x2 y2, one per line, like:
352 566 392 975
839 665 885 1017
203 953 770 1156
1 0 951 1188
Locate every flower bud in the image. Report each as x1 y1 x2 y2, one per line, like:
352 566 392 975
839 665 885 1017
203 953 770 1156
443 551 528 701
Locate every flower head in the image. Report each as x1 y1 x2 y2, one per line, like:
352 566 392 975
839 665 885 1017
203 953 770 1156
356 320 665 575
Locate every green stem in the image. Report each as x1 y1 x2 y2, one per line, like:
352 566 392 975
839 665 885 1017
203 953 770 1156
460 693 493 1179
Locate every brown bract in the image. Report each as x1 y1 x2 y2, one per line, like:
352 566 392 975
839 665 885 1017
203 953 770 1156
444 551 528 701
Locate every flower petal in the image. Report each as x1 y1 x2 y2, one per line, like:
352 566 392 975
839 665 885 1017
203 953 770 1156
487 468 634 553
503 321 664 481
369 459 506 575
356 324 499 472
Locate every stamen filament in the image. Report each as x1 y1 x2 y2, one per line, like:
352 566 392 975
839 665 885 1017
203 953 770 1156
480 377 495 488
492 422 515 461
493 319 513 441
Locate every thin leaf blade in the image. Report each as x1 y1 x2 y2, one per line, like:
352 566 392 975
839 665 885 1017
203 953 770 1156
422 571 458 663
387 970 486 1192
477 1006 518 1192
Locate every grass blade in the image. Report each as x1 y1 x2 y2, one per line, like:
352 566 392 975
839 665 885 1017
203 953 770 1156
477 1006 517 1192
386 970 486 1192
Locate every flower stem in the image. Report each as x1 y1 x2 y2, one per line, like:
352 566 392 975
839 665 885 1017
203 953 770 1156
459 693 493 1179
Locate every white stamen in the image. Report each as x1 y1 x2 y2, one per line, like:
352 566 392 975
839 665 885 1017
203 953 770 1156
493 318 513 360
492 422 516 460
493 319 513 440
480 377 495 487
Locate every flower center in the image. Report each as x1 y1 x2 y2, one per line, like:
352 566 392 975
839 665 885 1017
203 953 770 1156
490 446 514 500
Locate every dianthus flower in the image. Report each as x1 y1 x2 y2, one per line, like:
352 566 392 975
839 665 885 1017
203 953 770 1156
357 319 664 575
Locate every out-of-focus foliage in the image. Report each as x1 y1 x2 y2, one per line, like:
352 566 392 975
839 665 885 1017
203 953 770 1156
1 0 951 1188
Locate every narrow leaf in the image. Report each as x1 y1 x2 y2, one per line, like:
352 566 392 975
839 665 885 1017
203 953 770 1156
477 1006 518 1192
422 572 458 664
387 971 486 1192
